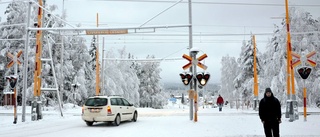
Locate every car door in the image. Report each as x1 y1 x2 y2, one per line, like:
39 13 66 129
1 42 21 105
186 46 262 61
115 98 127 120
110 98 119 116
121 98 135 120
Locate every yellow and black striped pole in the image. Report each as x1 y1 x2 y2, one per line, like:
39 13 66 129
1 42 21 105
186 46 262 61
285 0 296 98
32 0 43 121
285 0 292 100
253 35 259 110
34 0 43 97
285 0 298 121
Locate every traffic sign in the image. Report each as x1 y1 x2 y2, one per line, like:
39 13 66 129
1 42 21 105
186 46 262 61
182 54 208 70
291 52 301 68
196 54 207 70
6 50 23 68
291 51 316 68
306 51 316 67
182 54 192 70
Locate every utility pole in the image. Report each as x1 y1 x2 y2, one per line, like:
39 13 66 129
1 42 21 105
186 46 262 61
101 37 105 95
188 0 193 121
60 0 65 109
95 13 101 96
22 1 32 122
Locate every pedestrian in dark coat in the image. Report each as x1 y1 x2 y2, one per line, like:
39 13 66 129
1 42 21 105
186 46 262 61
259 88 282 137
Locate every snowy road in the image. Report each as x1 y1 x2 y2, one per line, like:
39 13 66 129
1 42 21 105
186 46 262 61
1 106 320 137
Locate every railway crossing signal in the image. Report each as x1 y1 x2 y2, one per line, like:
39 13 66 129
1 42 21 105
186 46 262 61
297 66 312 80
196 72 210 86
182 54 207 70
179 72 193 85
6 51 22 124
181 52 209 86
292 51 317 122
291 51 316 68
6 50 23 68
6 75 18 89
305 51 316 67
180 49 209 122
292 51 317 80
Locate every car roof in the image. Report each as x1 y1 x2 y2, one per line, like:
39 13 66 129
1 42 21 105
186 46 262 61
88 95 122 99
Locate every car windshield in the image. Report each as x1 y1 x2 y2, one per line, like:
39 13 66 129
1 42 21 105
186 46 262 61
85 98 108 106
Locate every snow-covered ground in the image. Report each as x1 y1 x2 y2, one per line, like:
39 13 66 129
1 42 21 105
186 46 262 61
0 103 319 137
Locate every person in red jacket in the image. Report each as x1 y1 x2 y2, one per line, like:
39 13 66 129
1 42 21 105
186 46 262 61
216 94 224 111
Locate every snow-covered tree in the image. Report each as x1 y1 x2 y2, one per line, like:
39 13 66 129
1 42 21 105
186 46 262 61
235 38 262 105
0 1 168 108
220 55 239 108
261 7 320 106
103 47 140 106
134 55 165 108
261 24 288 105
84 36 97 98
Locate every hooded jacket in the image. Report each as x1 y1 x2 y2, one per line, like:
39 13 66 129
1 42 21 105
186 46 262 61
259 88 281 122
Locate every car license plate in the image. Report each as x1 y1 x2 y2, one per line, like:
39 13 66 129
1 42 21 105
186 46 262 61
90 109 101 113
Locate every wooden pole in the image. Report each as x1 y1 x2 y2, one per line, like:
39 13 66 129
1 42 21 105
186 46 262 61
95 13 101 96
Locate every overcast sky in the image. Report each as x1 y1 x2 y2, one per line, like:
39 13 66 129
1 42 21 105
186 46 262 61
1 0 320 84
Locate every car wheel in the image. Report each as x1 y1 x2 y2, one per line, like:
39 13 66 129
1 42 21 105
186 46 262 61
132 111 138 122
86 121 93 126
114 115 121 126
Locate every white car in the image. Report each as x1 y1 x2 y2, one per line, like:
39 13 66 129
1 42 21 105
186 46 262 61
82 95 138 126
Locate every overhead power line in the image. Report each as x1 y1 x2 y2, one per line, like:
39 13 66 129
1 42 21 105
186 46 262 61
103 57 183 62
85 0 320 7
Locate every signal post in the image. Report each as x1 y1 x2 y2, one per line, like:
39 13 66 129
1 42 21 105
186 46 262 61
180 47 209 122
6 50 22 124
293 51 316 121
